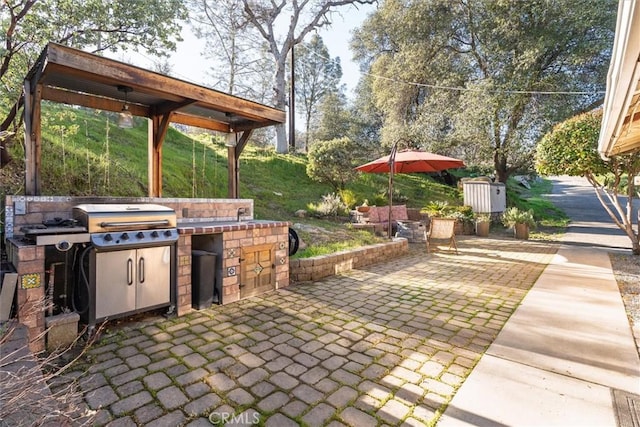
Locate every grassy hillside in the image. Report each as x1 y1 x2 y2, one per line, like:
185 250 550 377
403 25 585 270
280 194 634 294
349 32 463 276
1 103 465 255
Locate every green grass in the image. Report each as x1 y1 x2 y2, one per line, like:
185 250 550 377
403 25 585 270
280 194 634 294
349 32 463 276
506 178 569 227
1 103 567 255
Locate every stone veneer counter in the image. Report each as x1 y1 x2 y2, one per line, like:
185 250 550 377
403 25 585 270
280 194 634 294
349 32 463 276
177 220 290 235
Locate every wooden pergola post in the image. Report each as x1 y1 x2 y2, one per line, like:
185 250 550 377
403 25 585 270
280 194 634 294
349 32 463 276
23 80 43 196
227 130 253 199
149 110 173 197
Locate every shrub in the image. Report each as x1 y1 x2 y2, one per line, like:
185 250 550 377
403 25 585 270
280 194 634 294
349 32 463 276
475 213 492 223
422 201 450 217
372 191 388 206
450 205 474 223
421 202 475 224
306 137 359 191
501 207 536 228
307 193 348 217
338 189 358 209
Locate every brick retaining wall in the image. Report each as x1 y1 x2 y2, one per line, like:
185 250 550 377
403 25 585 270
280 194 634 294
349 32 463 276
289 238 409 283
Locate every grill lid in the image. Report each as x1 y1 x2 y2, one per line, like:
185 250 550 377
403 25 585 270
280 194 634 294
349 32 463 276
73 204 177 232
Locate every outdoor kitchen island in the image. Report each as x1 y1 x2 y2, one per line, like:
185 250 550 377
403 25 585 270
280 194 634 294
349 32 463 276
177 218 291 307
4 195 290 352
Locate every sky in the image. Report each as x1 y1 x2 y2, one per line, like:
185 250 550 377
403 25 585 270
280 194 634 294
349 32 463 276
120 3 377 100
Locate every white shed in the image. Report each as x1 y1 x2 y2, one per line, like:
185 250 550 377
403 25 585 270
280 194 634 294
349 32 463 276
463 180 506 214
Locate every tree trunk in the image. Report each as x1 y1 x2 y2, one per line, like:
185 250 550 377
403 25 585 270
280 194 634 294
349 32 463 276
275 124 288 153
585 172 640 255
494 151 508 183
0 97 23 167
274 56 289 154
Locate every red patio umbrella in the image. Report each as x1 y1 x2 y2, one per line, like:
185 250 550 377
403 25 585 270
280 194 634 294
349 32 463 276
355 148 465 238
355 150 465 174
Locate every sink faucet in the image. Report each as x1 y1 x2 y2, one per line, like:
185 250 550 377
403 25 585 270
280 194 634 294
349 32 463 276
237 207 247 222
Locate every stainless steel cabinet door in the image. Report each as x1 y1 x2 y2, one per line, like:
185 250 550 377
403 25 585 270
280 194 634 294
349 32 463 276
95 249 136 319
136 246 171 310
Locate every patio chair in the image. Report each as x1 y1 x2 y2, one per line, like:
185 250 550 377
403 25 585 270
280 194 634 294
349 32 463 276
425 217 458 254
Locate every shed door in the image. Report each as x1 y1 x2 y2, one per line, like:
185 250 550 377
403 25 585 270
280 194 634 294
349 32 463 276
240 244 276 299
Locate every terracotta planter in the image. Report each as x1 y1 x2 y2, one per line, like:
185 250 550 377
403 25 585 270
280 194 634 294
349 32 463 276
464 222 475 235
476 221 490 237
514 223 529 240
357 206 370 213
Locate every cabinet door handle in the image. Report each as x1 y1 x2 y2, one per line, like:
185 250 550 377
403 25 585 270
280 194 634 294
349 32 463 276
127 258 133 286
139 257 145 284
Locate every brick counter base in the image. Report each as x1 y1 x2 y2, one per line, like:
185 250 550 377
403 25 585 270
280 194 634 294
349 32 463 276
289 238 409 283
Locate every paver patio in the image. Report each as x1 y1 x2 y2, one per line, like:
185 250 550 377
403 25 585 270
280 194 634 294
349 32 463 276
61 238 556 426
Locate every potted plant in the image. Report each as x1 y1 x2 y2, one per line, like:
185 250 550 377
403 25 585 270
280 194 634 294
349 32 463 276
447 205 475 235
421 201 450 218
475 213 492 237
356 199 370 213
501 207 535 239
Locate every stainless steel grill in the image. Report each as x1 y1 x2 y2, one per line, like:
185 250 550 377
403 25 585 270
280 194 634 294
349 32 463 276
73 204 178 329
73 203 177 249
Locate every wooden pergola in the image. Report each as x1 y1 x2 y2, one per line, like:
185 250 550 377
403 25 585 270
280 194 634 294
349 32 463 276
23 43 286 197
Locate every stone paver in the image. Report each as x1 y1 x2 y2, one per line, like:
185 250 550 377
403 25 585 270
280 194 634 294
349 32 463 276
133 404 163 424
85 385 118 409
258 391 291 412
302 402 335 427
183 393 222 417
111 391 153 416
143 372 171 390
340 406 378 426
70 239 555 426
269 371 299 390
327 386 358 408
157 385 189 410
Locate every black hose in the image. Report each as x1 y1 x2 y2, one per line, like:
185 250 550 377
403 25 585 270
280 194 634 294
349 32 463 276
288 228 299 256
72 244 93 314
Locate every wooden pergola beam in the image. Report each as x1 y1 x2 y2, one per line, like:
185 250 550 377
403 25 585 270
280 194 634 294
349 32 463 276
43 46 284 124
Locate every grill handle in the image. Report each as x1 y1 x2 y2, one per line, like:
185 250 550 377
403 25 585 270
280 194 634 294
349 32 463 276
127 259 133 286
99 220 170 229
139 257 145 284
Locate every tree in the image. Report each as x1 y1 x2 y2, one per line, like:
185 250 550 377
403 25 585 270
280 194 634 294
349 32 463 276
306 136 359 191
313 91 350 143
351 0 616 182
0 0 188 166
347 75 383 153
241 0 377 154
535 110 640 255
295 34 342 149
189 0 272 101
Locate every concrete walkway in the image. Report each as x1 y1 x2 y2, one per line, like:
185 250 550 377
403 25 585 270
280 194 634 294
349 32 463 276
437 245 640 426
439 176 640 426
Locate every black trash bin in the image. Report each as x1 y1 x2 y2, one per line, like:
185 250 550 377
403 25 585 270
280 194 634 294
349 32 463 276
191 250 217 310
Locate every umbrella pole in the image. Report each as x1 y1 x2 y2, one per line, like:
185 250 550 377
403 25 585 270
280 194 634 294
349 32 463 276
387 141 399 239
